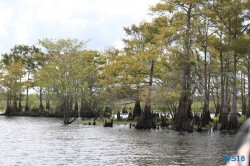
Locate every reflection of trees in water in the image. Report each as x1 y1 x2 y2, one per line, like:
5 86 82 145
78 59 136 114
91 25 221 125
170 133 235 165
171 136 193 165
0 117 236 165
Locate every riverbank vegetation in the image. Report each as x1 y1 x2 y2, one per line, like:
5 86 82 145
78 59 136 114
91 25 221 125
1 0 250 132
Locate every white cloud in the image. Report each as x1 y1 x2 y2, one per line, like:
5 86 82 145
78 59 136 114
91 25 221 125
0 0 160 53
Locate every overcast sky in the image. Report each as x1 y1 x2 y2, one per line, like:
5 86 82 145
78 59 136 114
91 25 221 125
0 0 160 53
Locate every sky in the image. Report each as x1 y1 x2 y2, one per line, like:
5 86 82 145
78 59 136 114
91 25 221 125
0 0 160 54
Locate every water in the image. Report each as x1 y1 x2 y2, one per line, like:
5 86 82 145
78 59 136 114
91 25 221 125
0 117 235 165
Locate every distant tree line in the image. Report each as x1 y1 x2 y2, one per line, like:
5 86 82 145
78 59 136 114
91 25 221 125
1 0 250 130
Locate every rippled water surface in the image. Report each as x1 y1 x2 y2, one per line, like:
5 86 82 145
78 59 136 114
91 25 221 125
0 116 235 165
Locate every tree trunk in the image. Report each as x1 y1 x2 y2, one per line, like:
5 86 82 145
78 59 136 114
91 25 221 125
214 78 220 116
220 56 229 130
133 99 142 119
63 97 78 125
74 101 79 117
18 78 23 112
5 93 11 115
247 55 250 117
241 72 246 115
175 5 193 132
9 85 12 106
63 98 69 124
175 95 189 131
135 104 156 129
219 50 224 123
202 38 211 125
135 60 156 129
229 52 238 130
229 16 239 129
25 72 30 112
18 78 22 112
39 87 44 110
46 89 50 110
80 96 84 117
18 93 22 112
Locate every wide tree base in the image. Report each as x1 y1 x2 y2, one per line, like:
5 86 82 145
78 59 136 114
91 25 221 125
220 112 228 130
135 104 156 130
228 112 238 130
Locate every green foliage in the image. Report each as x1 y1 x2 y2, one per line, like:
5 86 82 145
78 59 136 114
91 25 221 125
0 60 25 100
212 115 219 122
23 94 40 109
0 100 6 111
238 115 246 125
0 0 250 124
36 38 103 115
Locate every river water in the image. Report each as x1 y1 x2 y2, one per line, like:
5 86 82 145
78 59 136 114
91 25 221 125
0 116 235 165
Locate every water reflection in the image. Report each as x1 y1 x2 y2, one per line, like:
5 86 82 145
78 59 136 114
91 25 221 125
0 117 235 165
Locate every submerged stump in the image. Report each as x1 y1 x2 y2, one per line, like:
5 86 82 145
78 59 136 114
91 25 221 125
104 119 113 127
117 111 121 121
